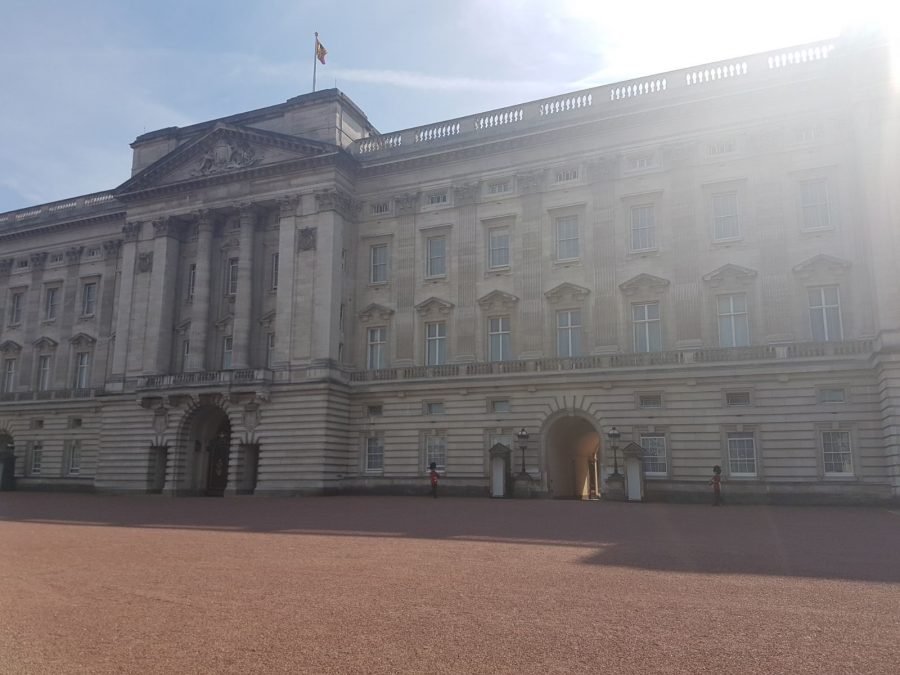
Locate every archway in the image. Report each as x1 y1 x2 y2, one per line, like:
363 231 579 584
0 432 15 491
176 405 232 496
545 416 601 499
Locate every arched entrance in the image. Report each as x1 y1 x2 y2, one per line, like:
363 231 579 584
177 406 232 497
0 432 15 491
545 416 601 499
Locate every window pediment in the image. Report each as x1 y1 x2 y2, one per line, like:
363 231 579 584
69 333 96 348
702 264 758 287
489 442 511 456
31 337 58 351
792 254 851 279
619 273 670 296
544 282 590 304
0 340 22 355
174 320 191 336
477 290 519 312
258 311 276 329
358 303 395 323
214 314 234 331
415 297 455 317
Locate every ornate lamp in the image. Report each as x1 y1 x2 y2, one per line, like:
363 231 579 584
516 427 529 475
607 426 621 477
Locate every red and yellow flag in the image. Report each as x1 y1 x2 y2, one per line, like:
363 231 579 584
315 35 327 65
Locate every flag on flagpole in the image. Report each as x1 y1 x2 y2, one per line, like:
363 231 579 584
315 35 327 65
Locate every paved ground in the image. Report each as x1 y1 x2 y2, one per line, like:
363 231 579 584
0 495 898 675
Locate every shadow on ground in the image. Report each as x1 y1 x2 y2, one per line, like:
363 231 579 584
1 493 898 583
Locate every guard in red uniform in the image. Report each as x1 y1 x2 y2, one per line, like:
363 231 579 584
709 465 723 506
429 462 439 499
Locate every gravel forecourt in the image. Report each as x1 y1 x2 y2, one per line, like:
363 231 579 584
1 494 898 675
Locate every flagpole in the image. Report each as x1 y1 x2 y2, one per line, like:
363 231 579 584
312 32 318 92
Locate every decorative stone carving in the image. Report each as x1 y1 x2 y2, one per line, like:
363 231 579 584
477 290 520 312
31 336 58 351
65 246 83 264
792 254 851 280
618 273 670 296
123 221 142 242
152 407 169 434
193 138 261 176
395 193 419 214
297 227 317 252
0 340 22 355
242 402 261 432
453 183 480 205
315 189 359 219
0 258 14 275
137 252 153 274
415 297 455 317
29 252 47 270
544 282 591 304
69 333 96 348
358 303 395 323
585 158 613 181
279 194 301 219
214 314 234 332
516 170 544 194
702 263 758 287
258 311 276 330
102 239 122 258
174 320 191 336
152 218 180 239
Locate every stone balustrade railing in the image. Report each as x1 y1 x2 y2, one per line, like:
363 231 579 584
136 369 273 390
0 387 104 402
0 190 120 230
351 39 836 158
348 340 872 383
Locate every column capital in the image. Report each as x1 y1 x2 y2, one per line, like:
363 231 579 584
123 221 142 242
278 194 301 219
237 202 259 228
194 208 215 231
102 239 122 259
315 189 360 219
29 251 47 270
516 170 545 194
395 192 420 214
65 246 83 264
0 258 14 275
152 217 180 239
453 183 480 205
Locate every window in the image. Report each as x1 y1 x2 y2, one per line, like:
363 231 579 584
2 358 16 393
428 192 447 205
187 264 196 300
488 181 511 195
227 257 239 295
556 310 581 357
73 352 91 389
488 228 510 269
16 259 29 269
222 336 233 370
266 333 276 368
37 355 51 391
425 402 445 415
367 405 383 417
808 286 842 342
555 215 580 260
727 432 757 477
86 247 100 259
29 441 43 476
81 282 97 316
819 388 846 403
640 435 667 476
717 293 750 347
632 303 661 353
627 155 655 171
426 236 446 278
66 440 81 476
712 192 740 240
181 340 190 372
707 139 735 155
425 435 447 471
491 400 510 414
639 394 662 409
9 292 23 325
822 431 853 475
370 244 388 283
554 168 578 183
726 391 751 407
800 179 830 231
31 419 44 430
44 286 59 320
488 317 511 362
367 327 386 369
630 205 656 251
425 321 447 366
371 201 390 215
365 437 384 472
271 253 279 290
49 252 64 264
69 417 83 429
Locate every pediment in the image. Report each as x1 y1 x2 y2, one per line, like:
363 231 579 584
792 254 851 278
116 123 336 195
358 303 395 323
702 263 758 286
619 273 670 295
544 282 590 304
258 310 276 328
622 441 645 456
174 320 191 336
31 336 59 350
0 340 22 354
477 290 519 311
489 442 511 456
69 333 96 348
215 314 234 330
415 297 455 316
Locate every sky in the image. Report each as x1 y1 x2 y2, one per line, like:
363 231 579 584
0 0 893 212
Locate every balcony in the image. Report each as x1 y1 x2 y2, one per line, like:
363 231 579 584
136 369 273 391
0 388 104 403
348 340 874 383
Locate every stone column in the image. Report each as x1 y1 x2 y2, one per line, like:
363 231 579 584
394 194 418 365
111 221 142 379
310 190 353 362
143 218 181 374
454 184 479 362
53 246 84 389
187 211 214 371
0 257 13 334
232 204 257 369
94 239 121 384
20 252 48 383
516 171 545 359
273 196 300 367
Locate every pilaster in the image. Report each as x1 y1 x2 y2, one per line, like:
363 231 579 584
454 184 478 361
515 171 545 359
54 246 84 389
187 211 214 371
21 252 47 382
93 239 121 385
394 193 418 365
111 221 141 379
143 218 181 374
232 204 258 369
273 195 300 368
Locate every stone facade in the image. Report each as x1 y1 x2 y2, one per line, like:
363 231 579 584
0 36 898 502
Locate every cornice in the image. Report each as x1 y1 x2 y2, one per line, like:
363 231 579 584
0 210 126 243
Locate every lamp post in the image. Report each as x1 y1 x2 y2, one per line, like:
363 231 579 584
607 426 621 477
516 427 529 475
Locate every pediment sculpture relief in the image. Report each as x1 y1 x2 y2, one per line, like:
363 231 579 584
192 139 262 177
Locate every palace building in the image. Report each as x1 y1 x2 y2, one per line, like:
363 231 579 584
0 33 898 502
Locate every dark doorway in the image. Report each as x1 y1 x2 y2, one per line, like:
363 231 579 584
205 420 231 497
0 433 15 491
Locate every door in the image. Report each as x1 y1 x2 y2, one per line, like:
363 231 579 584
490 455 505 497
206 436 230 497
625 456 642 501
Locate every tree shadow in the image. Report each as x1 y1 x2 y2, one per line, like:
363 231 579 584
1 493 898 583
